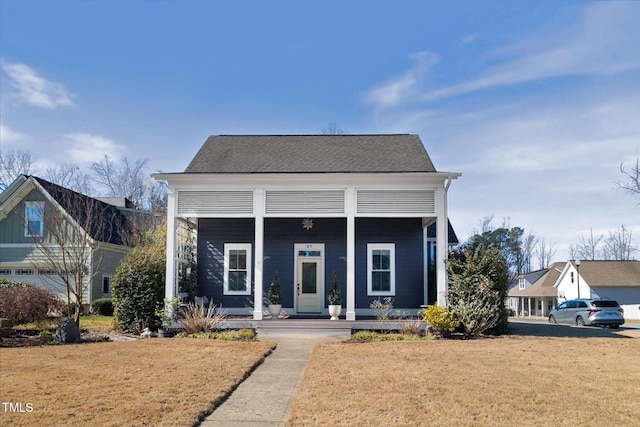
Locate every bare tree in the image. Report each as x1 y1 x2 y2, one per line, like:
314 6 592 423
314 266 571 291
521 232 537 273
146 178 168 218
569 228 603 260
617 153 640 200
322 122 345 135
0 149 35 189
535 238 557 270
91 155 148 208
42 163 93 194
28 187 131 326
602 225 637 260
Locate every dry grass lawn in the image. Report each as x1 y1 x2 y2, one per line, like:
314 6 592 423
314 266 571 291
0 338 275 426
288 335 640 426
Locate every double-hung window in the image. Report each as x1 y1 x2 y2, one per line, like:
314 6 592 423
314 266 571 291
224 243 252 295
25 202 44 237
367 243 395 296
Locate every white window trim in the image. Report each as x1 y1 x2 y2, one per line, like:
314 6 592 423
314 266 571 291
223 243 252 296
367 243 395 296
518 278 525 290
24 202 44 237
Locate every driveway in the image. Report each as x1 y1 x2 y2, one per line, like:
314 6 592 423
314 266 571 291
508 317 640 338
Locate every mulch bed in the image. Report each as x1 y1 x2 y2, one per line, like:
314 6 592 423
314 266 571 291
0 329 123 348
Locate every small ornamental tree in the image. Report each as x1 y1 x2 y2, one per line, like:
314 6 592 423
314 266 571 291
112 228 166 333
267 271 281 305
447 246 509 337
327 271 342 305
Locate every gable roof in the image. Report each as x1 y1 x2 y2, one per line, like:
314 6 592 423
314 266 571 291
569 260 640 287
185 134 437 174
1 175 134 246
508 262 565 297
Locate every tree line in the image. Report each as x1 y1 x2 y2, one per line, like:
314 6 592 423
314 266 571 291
0 149 167 216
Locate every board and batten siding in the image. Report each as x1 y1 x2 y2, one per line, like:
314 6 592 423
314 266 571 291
196 216 424 310
0 189 49 244
263 218 347 309
197 218 255 307
355 217 424 308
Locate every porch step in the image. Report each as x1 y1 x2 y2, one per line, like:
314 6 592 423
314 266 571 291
257 319 352 334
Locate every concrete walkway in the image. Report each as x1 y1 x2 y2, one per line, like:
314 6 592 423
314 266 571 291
199 330 347 427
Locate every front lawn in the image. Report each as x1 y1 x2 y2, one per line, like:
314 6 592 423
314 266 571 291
287 335 640 426
0 338 275 426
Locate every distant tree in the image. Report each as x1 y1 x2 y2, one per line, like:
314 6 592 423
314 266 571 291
322 122 345 135
467 216 531 282
521 232 537 272
570 228 603 260
0 149 35 189
535 238 557 269
91 155 148 209
602 225 637 260
617 153 639 200
42 163 92 194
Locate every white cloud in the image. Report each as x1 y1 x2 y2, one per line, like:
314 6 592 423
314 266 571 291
461 33 478 44
0 60 75 109
65 133 126 164
363 51 440 110
0 123 26 144
422 2 640 101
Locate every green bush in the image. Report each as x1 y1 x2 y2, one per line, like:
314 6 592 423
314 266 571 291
91 298 114 316
112 228 166 333
0 278 34 288
447 246 509 337
0 286 64 328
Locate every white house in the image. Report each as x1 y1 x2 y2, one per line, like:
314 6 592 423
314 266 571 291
556 260 640 320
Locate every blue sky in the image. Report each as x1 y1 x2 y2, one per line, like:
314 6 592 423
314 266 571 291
1 0 639 263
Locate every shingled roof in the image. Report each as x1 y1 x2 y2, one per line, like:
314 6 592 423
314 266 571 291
32 176 134 246
570 260 640 287
184 134 437 174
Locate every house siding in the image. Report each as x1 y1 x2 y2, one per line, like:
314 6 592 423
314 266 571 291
197 218 255 307
263 218 347 309
90 247 130 300
0 189 49 244
355 217 424 309
196 216 424 310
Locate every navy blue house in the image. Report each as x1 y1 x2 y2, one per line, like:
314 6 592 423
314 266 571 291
155 135 461 320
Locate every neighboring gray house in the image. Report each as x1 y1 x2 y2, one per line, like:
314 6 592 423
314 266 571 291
0 175 138 304
153 134 461 320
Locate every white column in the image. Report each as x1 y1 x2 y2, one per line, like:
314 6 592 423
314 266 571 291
253 188 264 320
528 298 532 317
423 224 429 306
435 187 448 307
346 188 356 321
165 188 177 301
